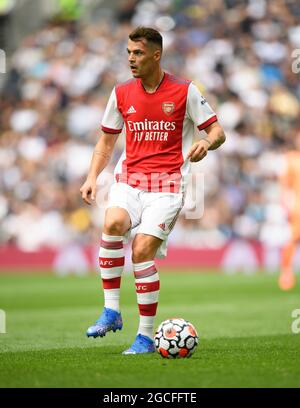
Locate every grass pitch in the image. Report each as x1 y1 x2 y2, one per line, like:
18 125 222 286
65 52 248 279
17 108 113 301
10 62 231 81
0 270 299 388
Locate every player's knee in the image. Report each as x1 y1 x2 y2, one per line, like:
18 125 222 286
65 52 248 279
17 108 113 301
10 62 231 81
132 241 151 263
104 218 127 236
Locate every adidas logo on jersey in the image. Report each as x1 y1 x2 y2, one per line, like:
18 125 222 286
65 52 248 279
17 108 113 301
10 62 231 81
127 106 136 114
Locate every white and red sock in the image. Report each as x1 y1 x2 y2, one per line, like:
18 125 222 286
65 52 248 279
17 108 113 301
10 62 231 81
99 233 124 312
133 261 160 339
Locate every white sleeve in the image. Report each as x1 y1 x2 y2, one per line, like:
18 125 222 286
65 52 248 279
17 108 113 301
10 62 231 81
186 82 217 130
101 87 124 134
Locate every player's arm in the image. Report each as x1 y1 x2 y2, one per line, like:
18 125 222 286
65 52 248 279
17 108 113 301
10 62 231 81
188 122 226 162
186 83 226 162
81 86 123 204
202 121 226 150
80 132 119 205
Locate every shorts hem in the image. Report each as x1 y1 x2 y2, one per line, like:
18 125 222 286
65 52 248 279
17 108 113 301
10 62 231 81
136 228 167 242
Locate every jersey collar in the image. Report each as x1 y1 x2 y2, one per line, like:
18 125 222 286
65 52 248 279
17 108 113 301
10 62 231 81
138 72 167 94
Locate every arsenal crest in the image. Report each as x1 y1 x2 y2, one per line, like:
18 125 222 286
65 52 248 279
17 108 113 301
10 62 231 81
162 102 175 116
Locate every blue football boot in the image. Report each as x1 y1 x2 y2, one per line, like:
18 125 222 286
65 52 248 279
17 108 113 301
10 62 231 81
122 334 155 355
86 307 123 338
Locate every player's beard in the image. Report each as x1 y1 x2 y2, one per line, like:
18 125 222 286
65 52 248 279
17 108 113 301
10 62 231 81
130 67 140 77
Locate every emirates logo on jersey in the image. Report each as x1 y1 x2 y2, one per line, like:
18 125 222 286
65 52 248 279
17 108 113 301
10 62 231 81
162 102 175 116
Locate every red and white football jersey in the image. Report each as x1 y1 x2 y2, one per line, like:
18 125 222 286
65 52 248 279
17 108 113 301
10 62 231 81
101 72 217 193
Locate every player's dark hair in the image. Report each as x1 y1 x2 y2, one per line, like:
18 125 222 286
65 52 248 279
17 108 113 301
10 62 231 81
129 26 163 51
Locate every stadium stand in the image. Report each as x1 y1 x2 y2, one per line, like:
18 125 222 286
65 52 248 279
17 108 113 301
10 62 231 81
0 0 300 272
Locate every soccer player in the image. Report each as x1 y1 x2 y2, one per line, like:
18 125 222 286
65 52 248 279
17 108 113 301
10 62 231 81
80 27 226 354
278 132 300 290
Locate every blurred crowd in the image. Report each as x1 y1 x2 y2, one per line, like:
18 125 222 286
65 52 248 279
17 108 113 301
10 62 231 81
0 0 300 252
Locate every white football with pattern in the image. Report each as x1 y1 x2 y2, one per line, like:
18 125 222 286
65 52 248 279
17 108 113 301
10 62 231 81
154 318 198 358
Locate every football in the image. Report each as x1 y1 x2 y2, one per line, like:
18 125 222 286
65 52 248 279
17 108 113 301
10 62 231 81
154 318 198 358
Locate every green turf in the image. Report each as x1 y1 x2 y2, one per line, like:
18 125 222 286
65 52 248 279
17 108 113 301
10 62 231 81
0 271 300 388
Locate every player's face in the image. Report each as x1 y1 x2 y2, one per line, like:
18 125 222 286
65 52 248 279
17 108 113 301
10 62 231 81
127 39 160 78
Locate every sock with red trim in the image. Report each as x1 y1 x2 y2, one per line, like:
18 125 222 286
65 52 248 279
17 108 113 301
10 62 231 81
133 261 160 339
99 233 124 312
